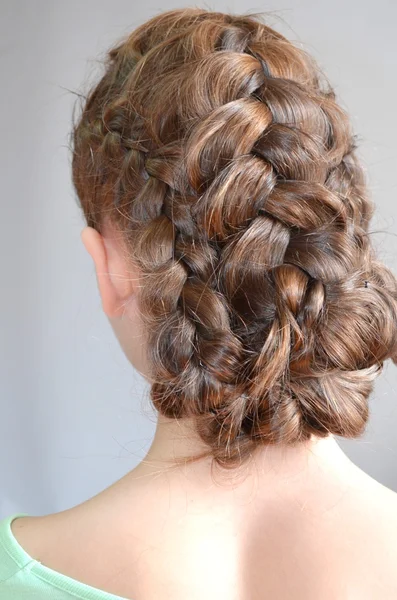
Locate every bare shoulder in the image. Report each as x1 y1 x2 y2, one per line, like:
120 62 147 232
352 467 397 521
342 467 397 572
11 514 45 556
9 507 136 596
8 470 397 600
11 509 79 562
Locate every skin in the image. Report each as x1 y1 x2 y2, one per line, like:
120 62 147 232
11 220 397 600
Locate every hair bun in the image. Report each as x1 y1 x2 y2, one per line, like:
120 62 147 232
71 7 397 467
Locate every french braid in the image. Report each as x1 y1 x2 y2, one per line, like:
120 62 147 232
71 8 397 467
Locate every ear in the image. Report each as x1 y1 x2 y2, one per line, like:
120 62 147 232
80 226 135 318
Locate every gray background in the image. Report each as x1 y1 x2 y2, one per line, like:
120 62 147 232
1 0 396 519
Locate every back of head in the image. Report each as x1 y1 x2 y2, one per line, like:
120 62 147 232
71 7 397 468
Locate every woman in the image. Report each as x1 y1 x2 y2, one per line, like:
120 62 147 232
1 7 397 599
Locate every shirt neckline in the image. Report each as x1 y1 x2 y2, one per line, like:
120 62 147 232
1 513 131 600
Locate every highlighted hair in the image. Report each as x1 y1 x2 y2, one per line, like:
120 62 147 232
71 8 397 467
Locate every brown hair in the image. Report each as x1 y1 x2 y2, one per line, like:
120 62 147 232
71 7 397 468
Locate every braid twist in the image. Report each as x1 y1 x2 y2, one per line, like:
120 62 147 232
71 8 397 467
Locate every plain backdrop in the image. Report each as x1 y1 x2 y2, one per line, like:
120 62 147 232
1 0 396 519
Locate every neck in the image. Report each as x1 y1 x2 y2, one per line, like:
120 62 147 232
129 414 357 490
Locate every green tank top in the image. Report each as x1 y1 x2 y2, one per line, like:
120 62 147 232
0 513 129 599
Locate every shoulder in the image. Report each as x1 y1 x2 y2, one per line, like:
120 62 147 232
342 467 397 576
5 506 135 590
0 513 34 583
352 468 397 522
9 514 46 559
9 509 81 566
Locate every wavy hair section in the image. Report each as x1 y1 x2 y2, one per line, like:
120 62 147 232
71 8 397 467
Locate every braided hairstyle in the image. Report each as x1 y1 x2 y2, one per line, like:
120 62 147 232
71 7 397 468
